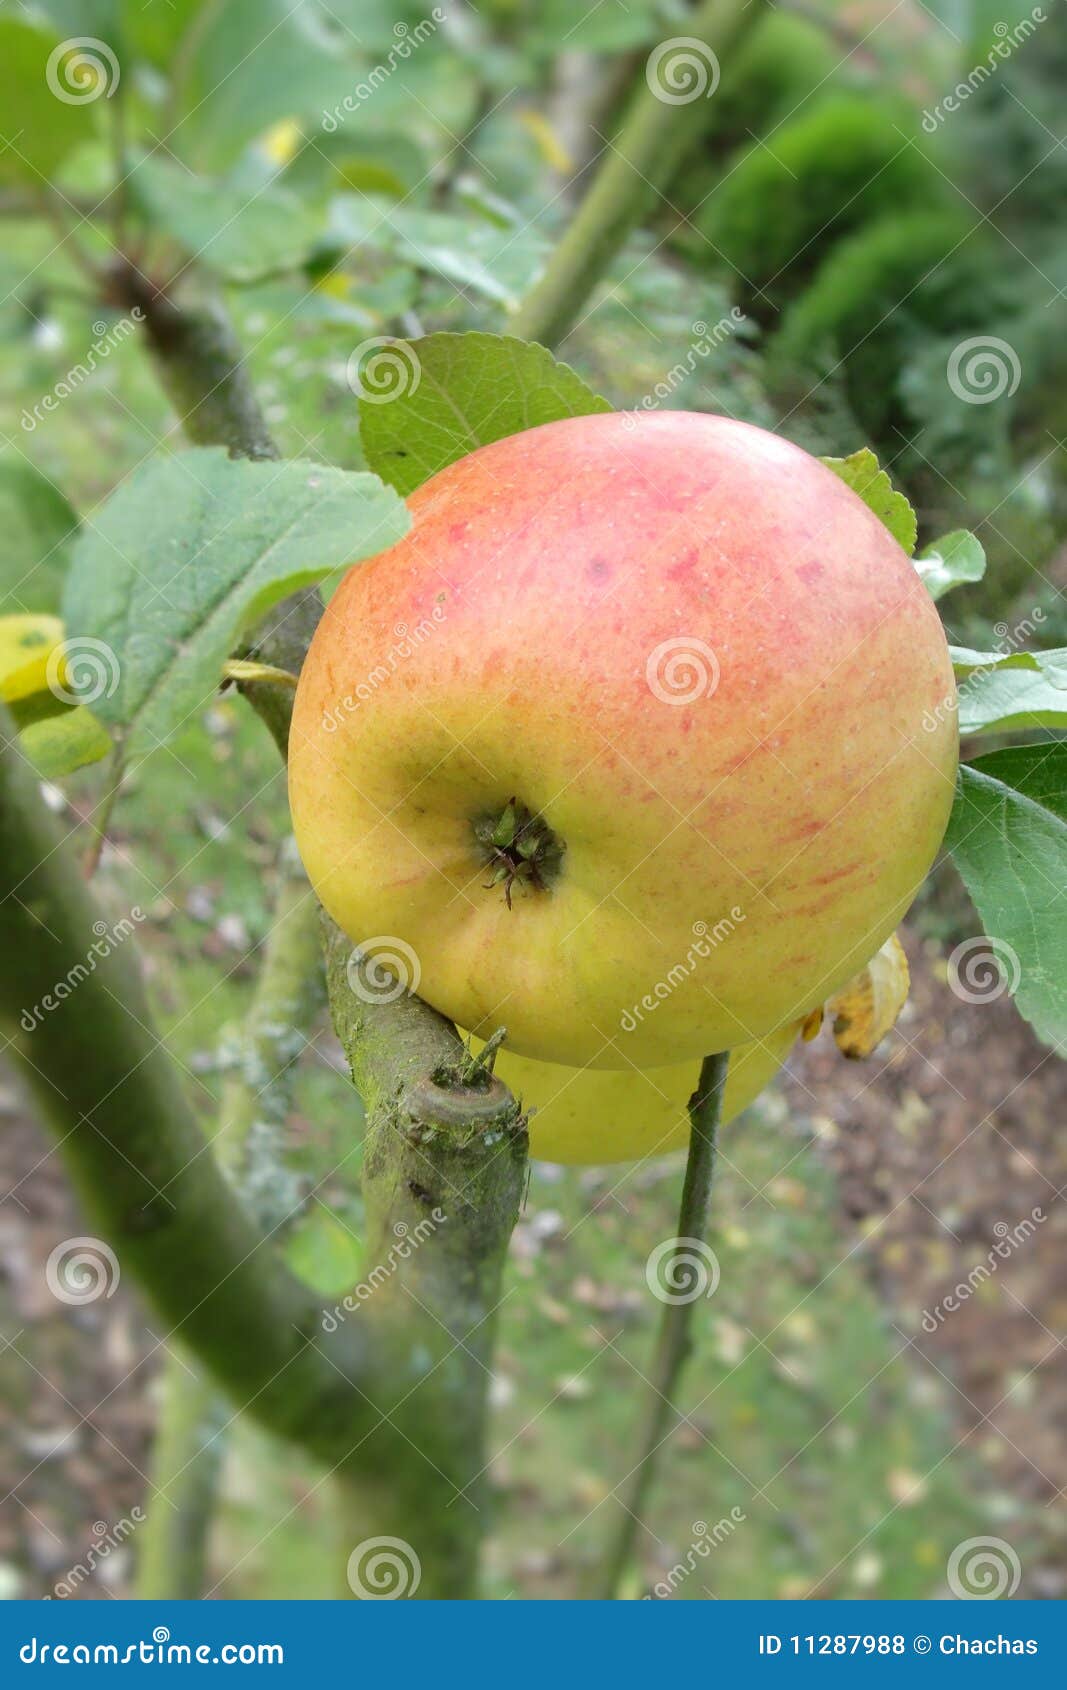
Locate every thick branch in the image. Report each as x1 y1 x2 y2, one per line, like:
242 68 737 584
510 0 768 349
323 919 527 1598
0 711 376 1468
598 1050 729 1597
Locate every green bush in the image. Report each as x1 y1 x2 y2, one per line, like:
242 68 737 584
770 211 997 446
713 11 840 149
691 97 942 311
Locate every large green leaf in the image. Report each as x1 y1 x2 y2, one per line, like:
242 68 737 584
165 0 357 172
0 459 80 616
131 157 323 281
0 17 104 185
957 651 1067 736
820 448 917 555
360 332 611 498
62 449 409 754
914 530 986 601
946 744 1067 1049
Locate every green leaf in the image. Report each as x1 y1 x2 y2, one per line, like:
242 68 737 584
382 207 549 308
946 745 1067 1048
284 130 431 202
165 0 357 173
20 703 112 779
950 645 1067 680
0 17 105 185
914 530 986 601
285 1208 362 1298
958 651 1067 736
820 448 918 556
0 459 80 616
361 332 611 498
327 197 549 307
62 449 409 754
530 0 663 51
130 157 323 281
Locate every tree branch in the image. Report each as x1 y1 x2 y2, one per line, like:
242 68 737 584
598 1050 729 1597
0 713 372 1468
323 922 526 1597
510 0 769 349
136 844 324 1597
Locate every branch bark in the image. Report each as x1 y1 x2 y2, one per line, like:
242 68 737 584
510 0 769 350
0 713 372 1467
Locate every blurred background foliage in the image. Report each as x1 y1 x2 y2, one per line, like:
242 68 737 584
1 0 1065 1602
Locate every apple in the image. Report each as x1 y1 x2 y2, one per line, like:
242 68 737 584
481 1021 802 1165
289 411 956 1068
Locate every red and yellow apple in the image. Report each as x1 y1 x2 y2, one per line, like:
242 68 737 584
289 412 956 1068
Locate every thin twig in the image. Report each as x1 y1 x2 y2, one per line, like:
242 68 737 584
82 745 125 878
598 1049 730 1598
35 187 105 288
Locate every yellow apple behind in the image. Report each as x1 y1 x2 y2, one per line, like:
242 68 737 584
472 1022 801 1164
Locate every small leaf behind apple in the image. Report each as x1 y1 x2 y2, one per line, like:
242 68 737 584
360 331 611 497
820 448 918 556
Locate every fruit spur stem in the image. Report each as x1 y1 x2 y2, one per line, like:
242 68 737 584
598 1049 730 1597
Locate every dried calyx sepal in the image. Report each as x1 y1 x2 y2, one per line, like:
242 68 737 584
473 797 564 908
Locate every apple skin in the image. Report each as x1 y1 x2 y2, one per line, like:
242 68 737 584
479 1022 801 1164
289 411 957 1068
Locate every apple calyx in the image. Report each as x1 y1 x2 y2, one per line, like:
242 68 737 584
472 798 564 909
